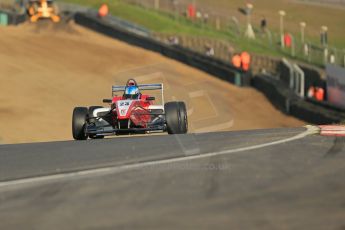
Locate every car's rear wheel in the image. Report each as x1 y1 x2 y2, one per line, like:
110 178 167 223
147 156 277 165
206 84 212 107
177 101 188 133
88 106 104 139
72 107 88 140
164 101 188 134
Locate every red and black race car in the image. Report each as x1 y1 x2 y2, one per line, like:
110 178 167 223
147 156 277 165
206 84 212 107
72 79 188 140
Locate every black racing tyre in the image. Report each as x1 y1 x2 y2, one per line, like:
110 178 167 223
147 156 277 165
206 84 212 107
164 101 188 134
88 106 104 139
177 101 188 133
72 107 88 140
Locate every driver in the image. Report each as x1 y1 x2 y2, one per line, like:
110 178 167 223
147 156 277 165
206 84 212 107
123 85 141 99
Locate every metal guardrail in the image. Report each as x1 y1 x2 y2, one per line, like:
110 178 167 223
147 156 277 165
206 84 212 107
281 58 306 98
293 63 305 98
282 58 295 88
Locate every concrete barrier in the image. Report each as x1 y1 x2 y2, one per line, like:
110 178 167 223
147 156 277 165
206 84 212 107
74 12 250 87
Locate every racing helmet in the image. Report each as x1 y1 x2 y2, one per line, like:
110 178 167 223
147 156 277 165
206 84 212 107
124 85 140 99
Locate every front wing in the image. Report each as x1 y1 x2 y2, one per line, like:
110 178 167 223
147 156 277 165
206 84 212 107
86 112 166 136
86 125 166 136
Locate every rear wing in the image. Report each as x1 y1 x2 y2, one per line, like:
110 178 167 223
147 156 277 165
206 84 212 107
112 83 164 104
112 83 163 92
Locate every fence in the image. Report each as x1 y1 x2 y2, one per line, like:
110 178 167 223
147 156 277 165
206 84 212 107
123 0 345 68
153 33 281 75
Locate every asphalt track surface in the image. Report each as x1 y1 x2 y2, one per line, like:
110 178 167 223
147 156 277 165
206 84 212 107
0 127 345 229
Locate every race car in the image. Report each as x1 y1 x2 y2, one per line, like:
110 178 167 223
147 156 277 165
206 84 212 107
27 0 60 23
72 79 188 140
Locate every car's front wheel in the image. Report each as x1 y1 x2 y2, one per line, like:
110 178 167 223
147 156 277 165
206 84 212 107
72 107 88 140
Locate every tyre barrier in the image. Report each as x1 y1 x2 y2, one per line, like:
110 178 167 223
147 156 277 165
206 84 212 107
252 75 345 124
74 13 250 87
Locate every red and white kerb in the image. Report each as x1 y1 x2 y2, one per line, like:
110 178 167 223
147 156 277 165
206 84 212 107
319 125 345 137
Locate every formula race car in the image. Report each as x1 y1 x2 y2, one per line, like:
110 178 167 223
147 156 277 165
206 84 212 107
72 79 188 140
27 0 60 23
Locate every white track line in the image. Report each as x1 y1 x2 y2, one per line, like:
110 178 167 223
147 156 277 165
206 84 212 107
0 126 319 190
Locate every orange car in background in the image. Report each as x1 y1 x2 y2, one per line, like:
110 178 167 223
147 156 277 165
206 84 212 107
27 0 60 22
